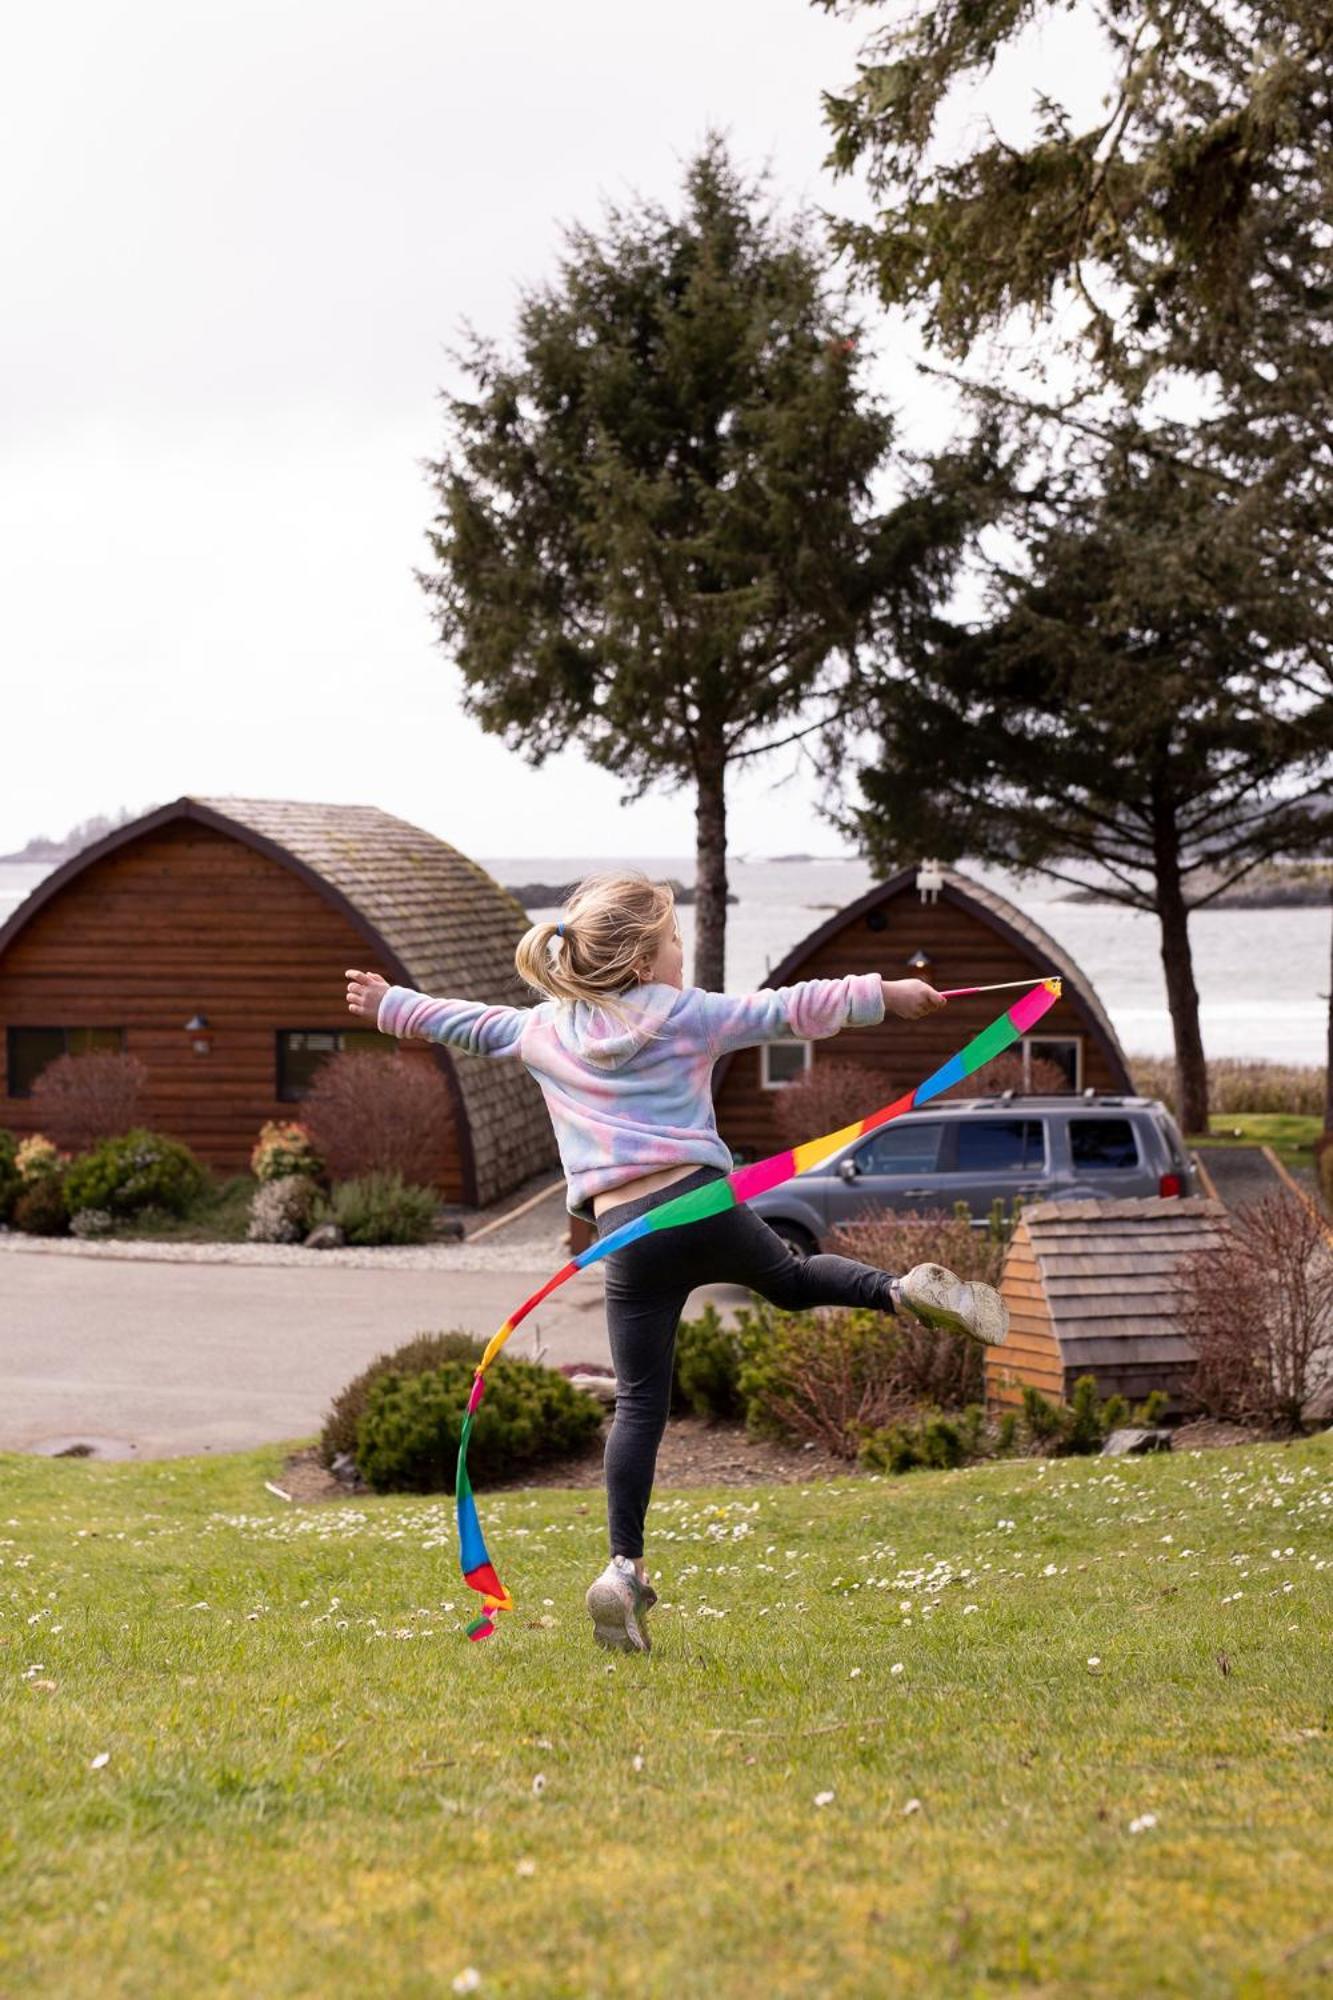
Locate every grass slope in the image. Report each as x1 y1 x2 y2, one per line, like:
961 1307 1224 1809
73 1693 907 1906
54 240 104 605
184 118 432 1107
2 1435 1331 1998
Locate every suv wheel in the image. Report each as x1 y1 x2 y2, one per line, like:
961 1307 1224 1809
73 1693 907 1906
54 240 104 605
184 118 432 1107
770 1220 817 1261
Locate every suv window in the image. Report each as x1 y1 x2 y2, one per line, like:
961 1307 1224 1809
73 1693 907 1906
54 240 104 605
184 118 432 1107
950 1119 1045 1173
854 1122 943 1175
1069 1117 1140 1169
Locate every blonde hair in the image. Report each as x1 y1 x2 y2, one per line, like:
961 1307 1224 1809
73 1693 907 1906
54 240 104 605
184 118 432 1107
514 871 678 1031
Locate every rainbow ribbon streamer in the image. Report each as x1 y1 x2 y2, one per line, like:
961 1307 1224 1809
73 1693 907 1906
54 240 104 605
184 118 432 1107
457 976 1063 1638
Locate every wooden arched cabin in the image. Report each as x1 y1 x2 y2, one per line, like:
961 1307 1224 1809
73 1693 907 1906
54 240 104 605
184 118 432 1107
713 863 1134 1162
0 796 555 1204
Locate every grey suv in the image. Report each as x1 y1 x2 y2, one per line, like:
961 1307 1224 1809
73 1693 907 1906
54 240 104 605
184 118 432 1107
747 1094 1198 1257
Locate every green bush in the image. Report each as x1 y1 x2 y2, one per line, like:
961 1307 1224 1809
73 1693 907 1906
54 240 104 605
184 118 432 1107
320 1330 487 1466
355 1355 604 1493
13 1174 69 1236
322 1171 438 1246
1019 1377 1170 1456
673 1303 747 1420
63 1129 207 1218
0 1130 20 1222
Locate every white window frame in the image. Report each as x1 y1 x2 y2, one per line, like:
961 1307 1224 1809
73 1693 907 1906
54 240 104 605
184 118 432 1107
1022 1034 1083 1092
759 1040 814 1090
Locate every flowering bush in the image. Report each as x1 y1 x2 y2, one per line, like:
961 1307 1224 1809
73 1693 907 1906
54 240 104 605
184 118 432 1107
28 1050 150 1152
301 1050 451 1186
246 1174 321 1244
250 1120 324 1185
63 1129 207 1218
16 1134 66 1183
69 1207 114 1238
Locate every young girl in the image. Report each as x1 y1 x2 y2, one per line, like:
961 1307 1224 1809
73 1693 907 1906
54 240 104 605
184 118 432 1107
345 870 1007 1655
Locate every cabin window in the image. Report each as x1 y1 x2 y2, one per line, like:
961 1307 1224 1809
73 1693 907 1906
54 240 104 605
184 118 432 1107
276 1028 394 1102
760 1041 813 1089
1023 1035 1082 1091
6 1026 125 1099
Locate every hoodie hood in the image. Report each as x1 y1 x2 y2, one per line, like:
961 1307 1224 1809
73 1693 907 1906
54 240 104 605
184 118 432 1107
550 982 683 1069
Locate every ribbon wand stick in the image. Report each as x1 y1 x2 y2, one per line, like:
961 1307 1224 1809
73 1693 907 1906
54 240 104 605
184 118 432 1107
936 979 1057 998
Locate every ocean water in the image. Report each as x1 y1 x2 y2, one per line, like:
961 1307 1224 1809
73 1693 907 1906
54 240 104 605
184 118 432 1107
1 853 1327 1064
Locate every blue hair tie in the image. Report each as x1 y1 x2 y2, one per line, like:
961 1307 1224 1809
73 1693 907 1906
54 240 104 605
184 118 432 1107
556 921 565 939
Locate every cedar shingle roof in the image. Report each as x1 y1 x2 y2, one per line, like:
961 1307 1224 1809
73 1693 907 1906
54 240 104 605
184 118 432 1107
188 796 556 1205
1017 1197 1229 1374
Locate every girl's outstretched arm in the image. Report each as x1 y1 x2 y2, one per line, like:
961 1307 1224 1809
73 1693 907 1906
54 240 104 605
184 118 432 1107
698 974 944 1057
345 969 529 1059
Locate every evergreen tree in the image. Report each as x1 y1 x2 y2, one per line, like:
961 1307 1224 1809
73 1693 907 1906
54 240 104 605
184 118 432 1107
421 137 909 990
836 424 1333 1133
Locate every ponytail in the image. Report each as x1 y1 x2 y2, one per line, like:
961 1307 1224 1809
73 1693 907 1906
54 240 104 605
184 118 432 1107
514 872 678 1038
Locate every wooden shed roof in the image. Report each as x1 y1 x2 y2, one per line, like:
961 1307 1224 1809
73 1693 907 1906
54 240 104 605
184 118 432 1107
0 795 554 1205
1016 1197 1230 1373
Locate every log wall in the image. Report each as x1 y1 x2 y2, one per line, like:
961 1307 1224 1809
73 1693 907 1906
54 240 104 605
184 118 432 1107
0 820 466 1193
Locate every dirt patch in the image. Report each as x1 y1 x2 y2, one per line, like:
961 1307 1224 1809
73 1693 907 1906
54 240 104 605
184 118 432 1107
277 1418 852 1504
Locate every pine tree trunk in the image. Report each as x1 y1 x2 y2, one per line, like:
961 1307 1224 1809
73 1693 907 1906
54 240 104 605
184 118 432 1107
693 748 729 993
1151 785 1209 1136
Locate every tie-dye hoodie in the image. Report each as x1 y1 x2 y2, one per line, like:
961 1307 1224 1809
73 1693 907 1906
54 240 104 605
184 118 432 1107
376 974 886 1220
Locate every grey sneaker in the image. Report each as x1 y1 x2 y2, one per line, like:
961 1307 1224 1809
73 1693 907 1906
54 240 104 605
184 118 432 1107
585 1555 658 1654
896 1262 1009 1348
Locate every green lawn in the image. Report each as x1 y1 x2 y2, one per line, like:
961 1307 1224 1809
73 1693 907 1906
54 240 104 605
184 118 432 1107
2 1435 1332 1998
1196 1113 1324 1168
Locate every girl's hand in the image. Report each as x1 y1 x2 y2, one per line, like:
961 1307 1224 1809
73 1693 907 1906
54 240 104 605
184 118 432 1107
345 968 390 1022
882 978 946 1020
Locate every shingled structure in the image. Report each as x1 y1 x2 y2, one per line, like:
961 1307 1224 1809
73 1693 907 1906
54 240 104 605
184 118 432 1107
0 796 555 1204
987 1196 1232 1415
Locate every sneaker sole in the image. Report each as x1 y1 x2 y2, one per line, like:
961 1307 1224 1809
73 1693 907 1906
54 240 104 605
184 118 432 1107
901 1264 1009 1348
585 1578 652 1654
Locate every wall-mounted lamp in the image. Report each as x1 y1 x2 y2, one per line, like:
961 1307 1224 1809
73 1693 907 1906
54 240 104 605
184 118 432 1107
184 1012 211 1056
906 948 933 974
917 857 945 903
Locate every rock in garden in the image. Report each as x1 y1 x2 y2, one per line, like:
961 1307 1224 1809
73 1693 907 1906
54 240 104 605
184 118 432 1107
1102 1427 1173 1456
430 1213 466 1241
304 1221 346 1250
330 1450 367 1490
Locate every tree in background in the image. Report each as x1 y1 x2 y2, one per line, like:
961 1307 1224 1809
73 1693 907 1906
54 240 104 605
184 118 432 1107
816 0 1332 1126
833 425 1333 1135
420 136 950 990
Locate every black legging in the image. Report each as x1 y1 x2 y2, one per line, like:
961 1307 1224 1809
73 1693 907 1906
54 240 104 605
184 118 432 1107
595 1165 898 1559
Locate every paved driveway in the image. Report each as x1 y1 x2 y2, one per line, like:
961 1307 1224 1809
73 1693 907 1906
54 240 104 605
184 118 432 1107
0 1250 617 1460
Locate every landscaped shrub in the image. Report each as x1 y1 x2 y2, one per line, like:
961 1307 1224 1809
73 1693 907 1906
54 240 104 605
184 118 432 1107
771 1060 889 1148
16 1134 66 1183
354 1356 603 1493
858 1404 988 1473
828 1202 1008 1408
62 1129 207 1219
0 1130 20 1222
673 1302 747 1420
323 1171 439 1246
246 1174 321 1244
1176 1193 1333 1429
302 1050 451 1185
1018 1378 1172 1456
69 1207 114 1238
320 1330 487 1467
13 1174 70 1236
27 1050 150 1152
735 1303 911 1457
250 1120 325 1185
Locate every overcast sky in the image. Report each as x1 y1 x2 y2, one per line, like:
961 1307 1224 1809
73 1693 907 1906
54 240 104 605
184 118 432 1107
2 0 1105 861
